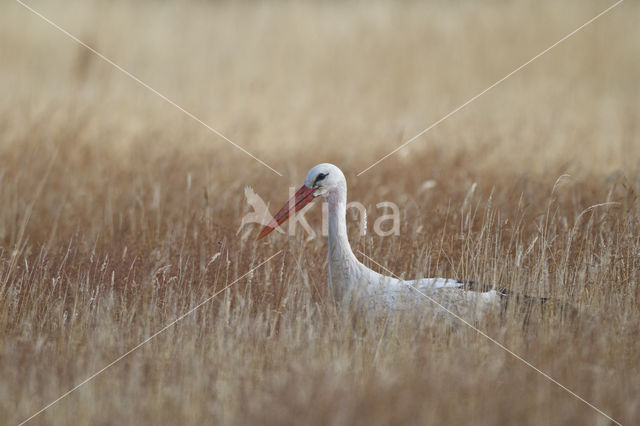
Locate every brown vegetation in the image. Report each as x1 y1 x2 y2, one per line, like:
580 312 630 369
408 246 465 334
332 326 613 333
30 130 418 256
1 1 638 424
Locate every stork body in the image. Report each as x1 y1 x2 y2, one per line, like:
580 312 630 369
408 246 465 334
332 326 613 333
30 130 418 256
259 163 503 314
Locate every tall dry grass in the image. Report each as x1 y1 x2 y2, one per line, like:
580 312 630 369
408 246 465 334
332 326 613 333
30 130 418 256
1 0 639 424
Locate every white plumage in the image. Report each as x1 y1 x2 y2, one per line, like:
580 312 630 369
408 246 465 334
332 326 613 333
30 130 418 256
259 163 504 314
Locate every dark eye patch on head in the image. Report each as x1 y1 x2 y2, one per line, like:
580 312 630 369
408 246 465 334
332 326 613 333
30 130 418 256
313 172 328 187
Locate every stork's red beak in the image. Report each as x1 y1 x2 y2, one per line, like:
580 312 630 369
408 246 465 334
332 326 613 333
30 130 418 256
257 185 316 239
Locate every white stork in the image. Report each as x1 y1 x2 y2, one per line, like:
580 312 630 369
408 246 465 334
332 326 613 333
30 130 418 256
258 163 531 315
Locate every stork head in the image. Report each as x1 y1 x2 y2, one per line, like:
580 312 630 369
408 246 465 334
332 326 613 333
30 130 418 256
303 163 345 197
257 163 344 239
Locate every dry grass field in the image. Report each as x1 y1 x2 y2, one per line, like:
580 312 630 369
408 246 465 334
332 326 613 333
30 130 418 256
1 0 639 424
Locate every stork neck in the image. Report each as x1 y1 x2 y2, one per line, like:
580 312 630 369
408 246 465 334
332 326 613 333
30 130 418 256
326 186 358 265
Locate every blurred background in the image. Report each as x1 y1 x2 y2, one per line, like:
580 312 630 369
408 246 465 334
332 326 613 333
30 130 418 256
3 0 639 171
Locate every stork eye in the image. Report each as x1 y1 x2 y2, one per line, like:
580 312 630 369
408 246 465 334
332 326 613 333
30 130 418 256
313 173 328 186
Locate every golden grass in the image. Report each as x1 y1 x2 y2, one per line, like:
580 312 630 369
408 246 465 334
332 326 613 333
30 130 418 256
1 0 639 424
